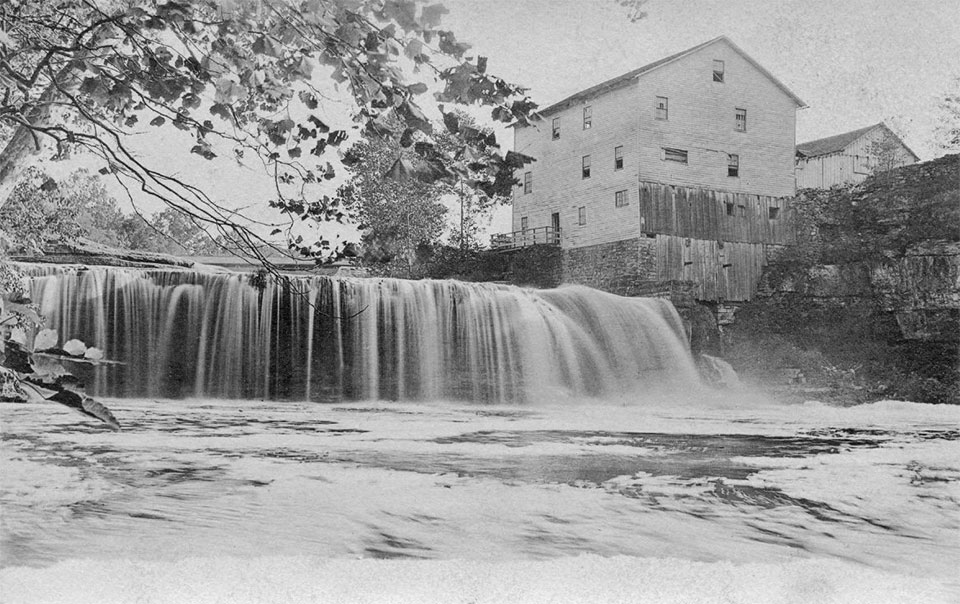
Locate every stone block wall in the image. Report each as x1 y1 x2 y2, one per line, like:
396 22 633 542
561 237 656 293
501 245 563 289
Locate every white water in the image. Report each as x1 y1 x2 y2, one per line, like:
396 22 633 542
2 396 958 603
23 266 698 403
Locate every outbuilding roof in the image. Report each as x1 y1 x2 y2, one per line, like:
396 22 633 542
796 123 920 161
535 36 806 118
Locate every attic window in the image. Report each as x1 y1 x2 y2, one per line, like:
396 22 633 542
552 117 561 140
769 207 780 220
713 60 725 82
655 96 668 120
728 153 739 177
583 105 592 130
662 147 688 164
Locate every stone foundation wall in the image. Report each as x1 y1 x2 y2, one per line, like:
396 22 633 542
561 237 657 293
501 245 563 289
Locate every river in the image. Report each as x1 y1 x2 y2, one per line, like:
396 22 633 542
2 394 958 603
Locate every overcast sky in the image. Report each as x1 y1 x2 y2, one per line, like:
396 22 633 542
51 0 957 242
443 0 958 160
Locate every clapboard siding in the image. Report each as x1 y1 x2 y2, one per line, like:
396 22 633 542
511 83 642 249
633 41 797 198
639 182 794 244
655 235 767 301
795 127 917 189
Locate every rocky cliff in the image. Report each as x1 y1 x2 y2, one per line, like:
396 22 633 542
725 154 960 403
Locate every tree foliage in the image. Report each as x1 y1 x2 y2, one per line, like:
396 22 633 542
2 167 221 255
0 0 538 262
338 131 447 264
934 77 960 153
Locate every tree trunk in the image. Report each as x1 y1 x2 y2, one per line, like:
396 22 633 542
0 64 85 209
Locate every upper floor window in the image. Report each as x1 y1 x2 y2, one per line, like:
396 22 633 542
521 216 529 231
614 145 624 170
735 108 747 132
581 155 591 179
662 147 688 164
578 206 587 225
655 96 668 120
523 171 532 194
713 60 725 82
615 190 628 207
552 117 561 139
728 153 739 177
583 105 592 130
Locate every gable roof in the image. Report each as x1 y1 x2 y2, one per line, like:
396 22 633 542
796 123 920 161
535 36 806 118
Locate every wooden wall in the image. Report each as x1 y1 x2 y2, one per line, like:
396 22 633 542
633 39 799 199
654 235 768 302
639 181 795 245
511 83 643 249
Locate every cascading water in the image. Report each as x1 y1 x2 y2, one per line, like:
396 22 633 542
22 264 700 402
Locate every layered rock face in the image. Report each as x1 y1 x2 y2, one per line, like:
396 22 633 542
726 154 959 403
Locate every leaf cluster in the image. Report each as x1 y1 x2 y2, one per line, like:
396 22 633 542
0 0 539 262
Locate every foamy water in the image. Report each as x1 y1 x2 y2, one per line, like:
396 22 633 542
2 396 958 603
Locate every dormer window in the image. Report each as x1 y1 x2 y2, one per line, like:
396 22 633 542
713 60 725 82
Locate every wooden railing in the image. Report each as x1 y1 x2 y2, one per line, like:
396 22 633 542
490 226 561 251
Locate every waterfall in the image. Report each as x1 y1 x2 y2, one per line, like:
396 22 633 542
22 265 700 403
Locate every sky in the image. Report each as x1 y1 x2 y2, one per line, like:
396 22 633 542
442 0 958 159
35 0 959 243
437 0 960 232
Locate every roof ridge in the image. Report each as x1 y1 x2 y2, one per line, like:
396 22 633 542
534 36 804 118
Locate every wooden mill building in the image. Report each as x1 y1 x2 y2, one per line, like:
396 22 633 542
499 36 806 303
795 123 919 189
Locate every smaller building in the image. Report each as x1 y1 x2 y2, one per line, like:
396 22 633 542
795 123 918 189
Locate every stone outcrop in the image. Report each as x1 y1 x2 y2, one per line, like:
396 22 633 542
725 154 960 403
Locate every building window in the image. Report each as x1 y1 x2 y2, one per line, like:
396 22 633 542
523 171 532 194
521 216 529 231
728 153 739 177
581 154 591 179
615 190 628 207
578 206 587 225
854 155 872 174
614 145 623 170
583 105 592 130
662 147 688 164
768 207 780 220
735 108 747 132
655 96 668 120
552 117 560 140
713 59 725 82
725 202 735 216
737 204 746 217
